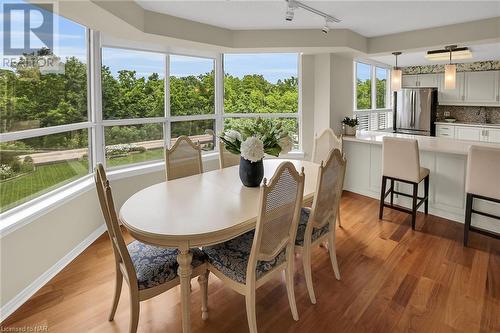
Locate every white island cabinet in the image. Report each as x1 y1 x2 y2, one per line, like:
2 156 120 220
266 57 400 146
342 131 500 234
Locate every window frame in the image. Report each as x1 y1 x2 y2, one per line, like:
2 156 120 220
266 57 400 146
221 53 302 150
353 60 392 131
0 29 303 219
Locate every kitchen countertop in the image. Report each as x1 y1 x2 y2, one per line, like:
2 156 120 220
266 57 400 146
343 130 500 155
435 121 500 128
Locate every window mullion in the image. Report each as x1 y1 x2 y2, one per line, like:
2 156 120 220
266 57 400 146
165 54 171 149
215 53 224 148
90 30 104 168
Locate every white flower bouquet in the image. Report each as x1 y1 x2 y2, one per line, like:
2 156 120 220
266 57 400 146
219 118 294 163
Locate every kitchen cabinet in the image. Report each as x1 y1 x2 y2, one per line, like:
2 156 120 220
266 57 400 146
464 71 499 105
482 128 500 143
455 126 482 141
436 123 500 143
436 124 455 138
404 70 500 106
417 73 439 87
402 75 419 87
438 72 465 104
402 74 439 88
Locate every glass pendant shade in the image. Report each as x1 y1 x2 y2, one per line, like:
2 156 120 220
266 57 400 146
391 68 402 91
444 64 456 89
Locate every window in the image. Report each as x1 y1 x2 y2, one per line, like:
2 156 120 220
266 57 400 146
223 53 299 146
170 55 215 116
0 1 90 213
169 55 216 151
101 48 165 119
354 62 392 131
105 124 163 168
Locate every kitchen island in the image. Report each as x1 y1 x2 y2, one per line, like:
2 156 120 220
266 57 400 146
343 131 500 234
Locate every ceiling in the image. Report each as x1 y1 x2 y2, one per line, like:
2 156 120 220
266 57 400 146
136 1 500 38
371 43 500 66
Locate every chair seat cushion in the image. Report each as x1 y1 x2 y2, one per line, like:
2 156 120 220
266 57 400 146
202 231 286 284
295 207 330 246
128 241 206 290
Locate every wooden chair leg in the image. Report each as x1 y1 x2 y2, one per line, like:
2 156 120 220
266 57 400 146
328 230 341 280
411 182 418 230
245 287 258 333
198 270 209 320
129 289 140 333
424 175 430 215
109 268 123 321
390 179 395 206
302 242 316 304
285 260 299 320
464 193 473 246
337 206 342 227
379 176 387 219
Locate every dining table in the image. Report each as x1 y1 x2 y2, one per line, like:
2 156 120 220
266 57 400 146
119 158 320 333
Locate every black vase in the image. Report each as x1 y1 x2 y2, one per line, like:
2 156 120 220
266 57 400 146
239 157 264 187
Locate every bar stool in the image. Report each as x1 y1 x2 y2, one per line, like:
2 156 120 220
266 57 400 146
379 137 430 230
463 145 500 246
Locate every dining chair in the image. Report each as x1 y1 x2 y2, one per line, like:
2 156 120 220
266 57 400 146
203 161 305 333
311 128 344 227
94 164 209 333
295 148 346 304
165 135 203 181
218 140 240 169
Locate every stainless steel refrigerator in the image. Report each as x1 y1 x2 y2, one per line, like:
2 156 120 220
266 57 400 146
393 88 438 136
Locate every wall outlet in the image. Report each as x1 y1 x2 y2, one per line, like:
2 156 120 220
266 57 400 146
444 111 451 117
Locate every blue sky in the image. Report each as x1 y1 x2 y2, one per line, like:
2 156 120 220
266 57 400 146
2 0 298 83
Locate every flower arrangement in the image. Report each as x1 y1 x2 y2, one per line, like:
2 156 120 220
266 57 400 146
219 118 294 163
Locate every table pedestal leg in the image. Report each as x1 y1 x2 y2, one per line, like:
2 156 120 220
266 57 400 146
177 249 193 333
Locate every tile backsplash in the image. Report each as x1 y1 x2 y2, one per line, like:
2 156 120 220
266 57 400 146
437 105 500 124
403 60 500 75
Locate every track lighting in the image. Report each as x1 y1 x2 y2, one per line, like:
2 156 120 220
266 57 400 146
285 0 341 32
322 19 330 34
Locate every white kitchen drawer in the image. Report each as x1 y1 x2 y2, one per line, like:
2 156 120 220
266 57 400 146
436 125 455 138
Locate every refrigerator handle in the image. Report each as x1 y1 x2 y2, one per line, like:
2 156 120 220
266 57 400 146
410 90 415 128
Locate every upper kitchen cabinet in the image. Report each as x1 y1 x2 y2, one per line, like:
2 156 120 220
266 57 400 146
438 72 465 104
417 73 439 87
402 74 419 87
464 70 499 105
402 74 439 88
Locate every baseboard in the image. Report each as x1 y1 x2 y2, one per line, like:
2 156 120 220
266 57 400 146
0 224 106 323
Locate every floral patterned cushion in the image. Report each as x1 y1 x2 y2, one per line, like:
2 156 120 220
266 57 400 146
203 231 286 284
127 241 207 290
295 207 330 246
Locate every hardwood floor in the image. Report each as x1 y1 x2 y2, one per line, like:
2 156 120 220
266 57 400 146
2 191 499 332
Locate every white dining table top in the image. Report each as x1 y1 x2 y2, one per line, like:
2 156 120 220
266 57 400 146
119 158 320 247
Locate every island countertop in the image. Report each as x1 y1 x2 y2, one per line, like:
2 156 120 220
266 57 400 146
342 130 500 155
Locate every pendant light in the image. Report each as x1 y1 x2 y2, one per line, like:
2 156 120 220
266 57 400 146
391 52 402 91
444 45 457 90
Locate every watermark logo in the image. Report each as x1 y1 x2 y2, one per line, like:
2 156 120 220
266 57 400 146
2 1 63 74
3 3 53 55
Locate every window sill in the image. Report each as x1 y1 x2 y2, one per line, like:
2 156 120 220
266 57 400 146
0 151 304 237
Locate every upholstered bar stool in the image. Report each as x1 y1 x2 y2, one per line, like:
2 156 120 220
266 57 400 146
379 137 430 230
463 145 500 246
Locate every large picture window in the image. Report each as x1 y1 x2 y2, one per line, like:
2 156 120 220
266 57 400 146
0 1 90 213
354 62 392 131
223 53 299 147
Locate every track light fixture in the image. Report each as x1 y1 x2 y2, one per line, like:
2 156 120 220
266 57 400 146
322 19 331 34
285 0 341 32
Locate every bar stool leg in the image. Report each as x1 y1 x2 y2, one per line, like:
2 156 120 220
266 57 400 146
464 193 473 246
390 179 395 206
424 175 429 215
411 183 418 230
379 176 387 219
